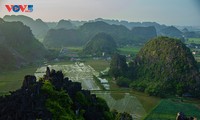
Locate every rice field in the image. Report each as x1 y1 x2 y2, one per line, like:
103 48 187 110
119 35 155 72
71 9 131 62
186 38 200 44
35 62 100 90
94 91 146 120
144 99 200 120
0 67 37 95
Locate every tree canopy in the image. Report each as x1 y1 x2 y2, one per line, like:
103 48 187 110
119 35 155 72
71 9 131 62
83 33 117 56
109 36 200 97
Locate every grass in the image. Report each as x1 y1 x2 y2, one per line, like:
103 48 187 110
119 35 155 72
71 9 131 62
185 38 200 44
110 92 126 100
66 47 83 52
118 46 141 55
144 99 200 120
84 59 110 72
131 91 160 114
0 66 37 95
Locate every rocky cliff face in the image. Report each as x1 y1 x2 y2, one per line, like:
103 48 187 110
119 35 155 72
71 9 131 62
130 36 200 97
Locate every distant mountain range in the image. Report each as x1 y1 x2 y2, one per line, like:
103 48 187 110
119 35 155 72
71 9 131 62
3 15 49 41
2 15 200 49
43 21 158 48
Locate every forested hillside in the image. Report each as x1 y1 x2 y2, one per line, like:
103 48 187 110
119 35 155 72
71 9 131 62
43 29 82 48
43 21 158 48
0 19 48 71
83 33 117 56
109 36 200 97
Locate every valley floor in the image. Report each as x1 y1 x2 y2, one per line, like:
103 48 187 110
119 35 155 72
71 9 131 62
0 59 200 120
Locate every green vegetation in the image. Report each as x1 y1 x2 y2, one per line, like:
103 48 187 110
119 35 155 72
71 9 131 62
131 36 200 97
109 53 128 78
49 59 110 72
159 26 183 38
144 99 200 120
55 20 75 30
104 75 161 114
0 68 126 119
94 91 145 120
110 92 126 100
83 33 117 56
118 46 141 55
0 67 37 95
84 59 110 72
3 15 49 40
42 81 76 120
109 36 200 97
131 91 160 114
43 21 156 49
79 21 134 46
186 38 200 44
131 26 157 43
43 29 82 48
67 47 83 52
93 76 106 90
2 15 200 119
0 20 48 71
116 77 131 87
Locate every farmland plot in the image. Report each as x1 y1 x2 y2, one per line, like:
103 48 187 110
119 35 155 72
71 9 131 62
35 62 100 90
94 91 146 120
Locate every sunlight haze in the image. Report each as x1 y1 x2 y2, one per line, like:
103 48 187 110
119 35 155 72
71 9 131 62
0 0 200 26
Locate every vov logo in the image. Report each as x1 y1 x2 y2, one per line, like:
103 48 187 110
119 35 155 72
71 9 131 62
5 5 33 12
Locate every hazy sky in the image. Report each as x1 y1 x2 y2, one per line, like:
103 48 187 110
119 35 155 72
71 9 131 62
0 0 200 26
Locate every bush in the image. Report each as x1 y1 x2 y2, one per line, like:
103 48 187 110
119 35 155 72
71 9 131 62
116 77 131 87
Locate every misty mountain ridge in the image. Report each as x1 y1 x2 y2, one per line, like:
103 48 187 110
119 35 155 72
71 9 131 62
2 15 200 49
0 19 48 71
43 21 157 48
3 15 49 41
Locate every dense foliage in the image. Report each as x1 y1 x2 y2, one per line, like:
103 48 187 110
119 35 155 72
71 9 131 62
131 26 157 43
131 36 200 97
43 29 82 48
109 53 133 87
0 20 48 71
109 53 128 78
83 33 117 56
109 36 200 97
0 68 132 119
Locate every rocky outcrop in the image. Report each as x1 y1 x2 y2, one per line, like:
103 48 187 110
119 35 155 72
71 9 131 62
0 67 121 120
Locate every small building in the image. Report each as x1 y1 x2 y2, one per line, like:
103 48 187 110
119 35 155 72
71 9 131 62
192 52 196 55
